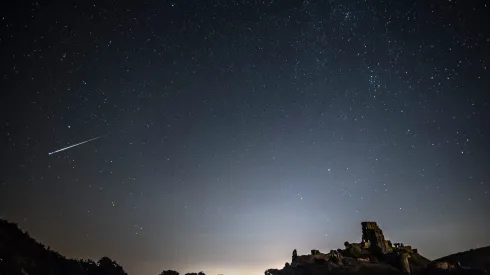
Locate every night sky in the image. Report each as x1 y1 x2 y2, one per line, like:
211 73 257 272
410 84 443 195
1 0 489 274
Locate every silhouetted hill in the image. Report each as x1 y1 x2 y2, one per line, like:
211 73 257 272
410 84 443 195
410 252 432 267
434 247 490 273
0 219 127 275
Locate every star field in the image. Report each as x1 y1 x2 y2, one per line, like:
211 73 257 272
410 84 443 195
1 1 489 275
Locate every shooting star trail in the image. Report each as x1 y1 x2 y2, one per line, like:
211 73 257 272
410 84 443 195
48 136 103 155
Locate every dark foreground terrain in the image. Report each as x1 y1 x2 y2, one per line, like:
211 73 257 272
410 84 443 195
0 219 488 275
0 219 128 275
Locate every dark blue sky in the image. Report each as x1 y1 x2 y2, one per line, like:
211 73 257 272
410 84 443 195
1 0 489 274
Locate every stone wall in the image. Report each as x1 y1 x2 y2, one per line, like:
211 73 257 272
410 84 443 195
361 221 389 254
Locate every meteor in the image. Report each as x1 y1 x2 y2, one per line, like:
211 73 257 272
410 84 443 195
48 136 103 155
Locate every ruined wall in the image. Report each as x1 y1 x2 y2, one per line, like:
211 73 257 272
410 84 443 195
385 240 394 253
291 250 333 267
311 249 320 255
291 255 315 267
361 221 389 254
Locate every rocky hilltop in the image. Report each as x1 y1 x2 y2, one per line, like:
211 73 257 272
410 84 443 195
265 222 488 275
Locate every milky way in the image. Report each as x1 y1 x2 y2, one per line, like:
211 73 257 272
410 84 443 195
1 1 489 275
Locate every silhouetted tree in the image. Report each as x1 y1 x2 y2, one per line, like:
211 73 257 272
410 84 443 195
92 256 127 275
160 270 179 275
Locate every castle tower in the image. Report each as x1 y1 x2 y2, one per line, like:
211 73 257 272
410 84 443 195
361 221 388 254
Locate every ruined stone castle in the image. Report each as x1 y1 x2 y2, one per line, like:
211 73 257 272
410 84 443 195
360 221 392 254
359 221 416 254
290 221 417 268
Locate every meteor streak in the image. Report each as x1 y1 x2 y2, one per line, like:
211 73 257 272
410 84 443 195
48 136 103 155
